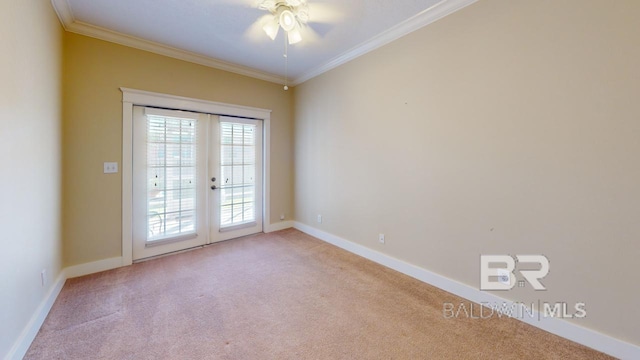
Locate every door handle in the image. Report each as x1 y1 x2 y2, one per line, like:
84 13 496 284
211 185 217 190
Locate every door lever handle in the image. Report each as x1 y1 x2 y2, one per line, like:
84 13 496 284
211 185 217 190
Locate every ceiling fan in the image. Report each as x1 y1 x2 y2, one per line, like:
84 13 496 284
245 0 341 45
234 0 341 89
258 0 309 44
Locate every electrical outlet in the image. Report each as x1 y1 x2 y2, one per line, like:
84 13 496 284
40 269 46 287
378 233 385 244
280 214 285 220
317 215 322 223
104 162 118 174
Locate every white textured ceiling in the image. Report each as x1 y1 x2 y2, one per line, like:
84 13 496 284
53 0 475 84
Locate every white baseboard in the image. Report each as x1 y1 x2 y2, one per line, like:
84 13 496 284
293 221 640 360
63 256 124 279
265 220 294 233
5 272 65 360
6 256 125 359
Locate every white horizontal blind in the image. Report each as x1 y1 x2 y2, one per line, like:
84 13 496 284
220 122 257 228
146 111 198 242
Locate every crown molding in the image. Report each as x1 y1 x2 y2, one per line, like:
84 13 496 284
50 0 284 85
291 0 479 85
51 0 477 87
50 0 74 30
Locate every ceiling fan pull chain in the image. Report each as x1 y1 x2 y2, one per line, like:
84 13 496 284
284 35 289 91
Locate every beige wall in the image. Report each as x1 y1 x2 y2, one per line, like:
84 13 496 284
0 0 63 357
294 0 639 346
63 33 294 266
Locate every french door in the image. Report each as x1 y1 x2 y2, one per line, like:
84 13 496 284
209 117 263 242
132 106 263 261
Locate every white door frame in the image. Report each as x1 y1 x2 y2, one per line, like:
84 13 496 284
120 88 272 266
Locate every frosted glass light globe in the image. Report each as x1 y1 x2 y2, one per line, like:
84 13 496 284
279 10 296 32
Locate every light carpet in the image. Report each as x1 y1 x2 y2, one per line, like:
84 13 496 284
25 229 612 359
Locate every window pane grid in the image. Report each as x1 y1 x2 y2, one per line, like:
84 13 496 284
220 122 256 228
147 115 197 241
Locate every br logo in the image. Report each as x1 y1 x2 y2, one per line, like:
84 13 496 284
480 255 549 291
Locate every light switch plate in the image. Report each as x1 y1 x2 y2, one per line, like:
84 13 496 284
104 162 118 174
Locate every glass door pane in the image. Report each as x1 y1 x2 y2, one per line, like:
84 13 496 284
146 115 198 242
210 117 263 242
219 122 257 228
132 106 208 261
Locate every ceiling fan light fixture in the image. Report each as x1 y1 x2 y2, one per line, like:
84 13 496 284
287 25 302 44
263 17 280 40
285 0 303 6
258 0 276 11
279 10 296 32
295 7 309 23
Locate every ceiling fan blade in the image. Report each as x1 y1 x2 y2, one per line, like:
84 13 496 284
285 0 304 6
244 14 276 42
216 0 260 5
307 2 344 24
294 24 321 45
304 21 332 40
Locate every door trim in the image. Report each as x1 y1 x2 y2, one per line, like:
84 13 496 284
120 88 272 266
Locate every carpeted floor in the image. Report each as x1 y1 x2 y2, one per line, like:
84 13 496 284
25 229 612 359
